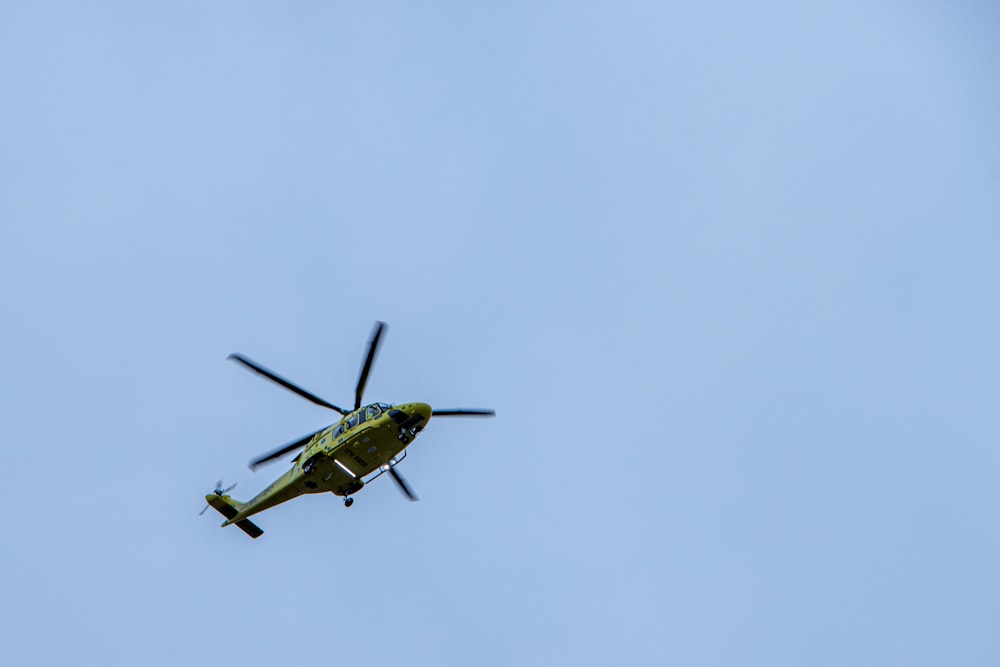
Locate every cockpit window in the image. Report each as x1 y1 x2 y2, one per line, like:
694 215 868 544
366 404 382 420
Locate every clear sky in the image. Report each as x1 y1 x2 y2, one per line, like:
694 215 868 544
2 1 999 665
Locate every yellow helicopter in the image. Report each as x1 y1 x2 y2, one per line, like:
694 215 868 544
202 322 494 539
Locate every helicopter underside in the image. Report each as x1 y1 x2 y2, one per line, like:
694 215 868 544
298 415 419 496
220 407 427 524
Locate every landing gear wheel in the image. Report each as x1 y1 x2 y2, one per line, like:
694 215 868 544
344 497 354 508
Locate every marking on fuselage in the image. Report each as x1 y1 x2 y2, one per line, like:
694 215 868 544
249 483 276 506
343 448 369 469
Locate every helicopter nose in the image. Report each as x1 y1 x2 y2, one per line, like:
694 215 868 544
390 403 432 429
413 403 431 422
392 403 432 441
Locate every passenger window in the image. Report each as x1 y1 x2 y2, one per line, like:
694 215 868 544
347 414 360 429
333 424 345 437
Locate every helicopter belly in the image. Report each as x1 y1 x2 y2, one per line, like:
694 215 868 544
298 454 362 495
342 428 408 473
298 422 406 494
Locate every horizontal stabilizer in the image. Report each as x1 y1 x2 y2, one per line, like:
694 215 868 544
234 519 263 538
205 493 264 539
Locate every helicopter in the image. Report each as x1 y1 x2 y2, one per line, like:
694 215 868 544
203 321 494 539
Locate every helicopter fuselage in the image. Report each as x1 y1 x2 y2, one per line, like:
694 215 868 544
218 402 431 526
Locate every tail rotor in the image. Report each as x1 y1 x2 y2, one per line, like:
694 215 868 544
199 479 237 515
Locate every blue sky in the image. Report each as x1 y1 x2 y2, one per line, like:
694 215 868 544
2 2 999 665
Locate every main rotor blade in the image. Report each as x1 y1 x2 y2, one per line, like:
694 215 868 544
248 426 327 471
431 409 496 417
388 466 419 501
228 353 347 415
355 321 386 411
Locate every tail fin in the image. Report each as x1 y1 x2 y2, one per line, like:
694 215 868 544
205 493 263 539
